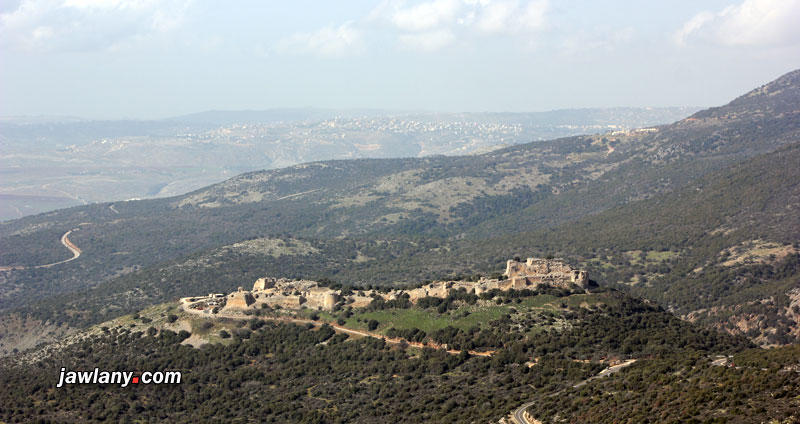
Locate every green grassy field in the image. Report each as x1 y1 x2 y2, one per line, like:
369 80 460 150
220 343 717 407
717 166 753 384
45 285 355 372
349 306 510 334
645 250 679 261
300 292 616 336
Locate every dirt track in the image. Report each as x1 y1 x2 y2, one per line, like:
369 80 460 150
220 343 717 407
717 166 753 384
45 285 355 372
179 298 494 357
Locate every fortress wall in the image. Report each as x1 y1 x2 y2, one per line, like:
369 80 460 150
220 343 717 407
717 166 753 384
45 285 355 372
220 257 589 315
223 292 255 311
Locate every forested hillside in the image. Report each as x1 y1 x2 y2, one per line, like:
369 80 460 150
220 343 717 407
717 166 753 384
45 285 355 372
1 290 762 423
525 345 800 423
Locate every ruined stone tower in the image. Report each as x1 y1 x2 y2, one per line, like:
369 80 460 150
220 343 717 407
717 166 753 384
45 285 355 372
504 257 589 289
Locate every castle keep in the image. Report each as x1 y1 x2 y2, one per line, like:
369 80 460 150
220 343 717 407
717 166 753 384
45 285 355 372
203 257 589 314
504 258 589 290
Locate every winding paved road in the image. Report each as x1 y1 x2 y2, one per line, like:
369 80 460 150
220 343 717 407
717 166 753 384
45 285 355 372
275 189 319 201
46 229 82 267
512 400 540 424
0 229 82 271
510 359 637 424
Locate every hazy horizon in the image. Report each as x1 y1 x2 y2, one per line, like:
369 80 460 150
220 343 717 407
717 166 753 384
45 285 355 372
2 0 799 120
0 105 705 122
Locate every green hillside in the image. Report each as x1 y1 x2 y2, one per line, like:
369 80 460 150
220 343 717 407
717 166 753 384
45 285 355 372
526 345 800 424
0 289 756 423
13 141 798 347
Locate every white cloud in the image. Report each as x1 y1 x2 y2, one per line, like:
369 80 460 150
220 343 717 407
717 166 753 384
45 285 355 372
398 28 455 51
0 0 190 52
674 12 714 46
474 0 513 32
370 0 549 52
475 0 548 33
277 22 363 57
392 0 462 31
675 0 800 47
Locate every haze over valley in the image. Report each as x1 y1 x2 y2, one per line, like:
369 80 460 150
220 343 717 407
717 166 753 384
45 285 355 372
0 107 697 220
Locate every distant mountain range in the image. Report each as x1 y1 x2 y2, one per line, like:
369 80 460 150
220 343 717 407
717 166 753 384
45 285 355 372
0 107 698 221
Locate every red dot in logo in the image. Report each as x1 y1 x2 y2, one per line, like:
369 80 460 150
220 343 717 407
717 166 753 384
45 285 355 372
132 377 139 384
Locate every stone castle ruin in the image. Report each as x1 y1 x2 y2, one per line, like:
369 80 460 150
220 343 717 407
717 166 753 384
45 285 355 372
225 287 256 309
504 258 589 290
207 257 589 314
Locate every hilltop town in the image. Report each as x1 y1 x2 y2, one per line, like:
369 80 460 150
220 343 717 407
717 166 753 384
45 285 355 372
182 257 592 315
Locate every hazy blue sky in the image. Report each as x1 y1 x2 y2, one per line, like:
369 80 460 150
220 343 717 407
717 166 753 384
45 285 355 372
2 0 799 119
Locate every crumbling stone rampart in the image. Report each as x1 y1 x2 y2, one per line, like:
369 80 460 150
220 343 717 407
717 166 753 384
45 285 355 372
213 257 589 314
